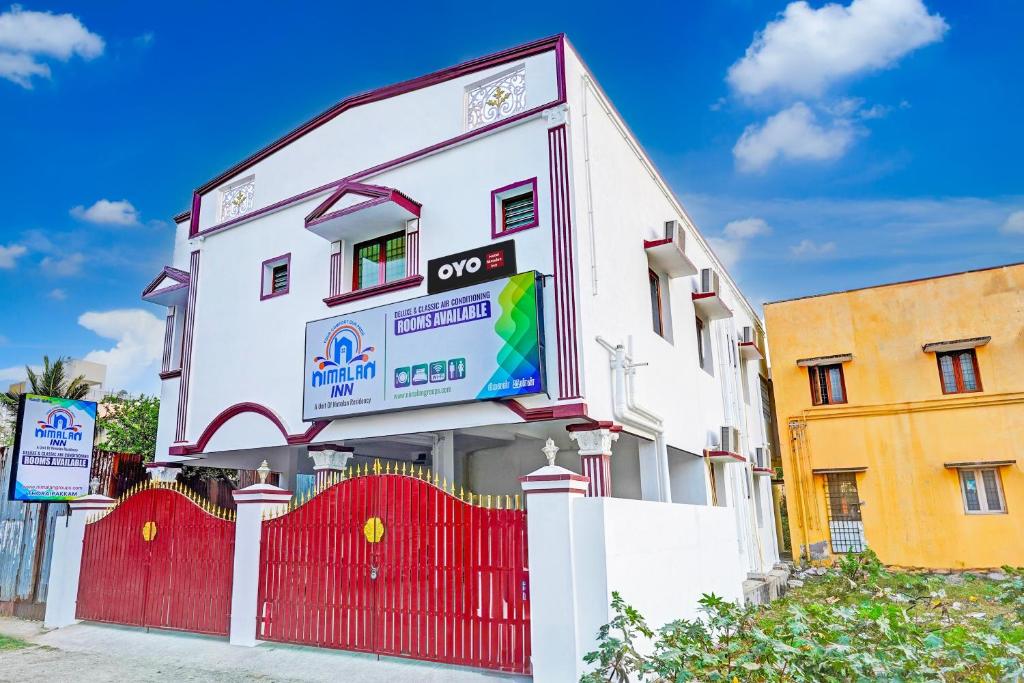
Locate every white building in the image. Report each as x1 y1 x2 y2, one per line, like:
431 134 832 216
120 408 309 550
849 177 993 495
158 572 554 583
142 34 781 672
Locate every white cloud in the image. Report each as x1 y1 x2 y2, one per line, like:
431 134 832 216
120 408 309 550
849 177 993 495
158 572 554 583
733 102 856 172
790 239 838 259
40 252 86 277
727 0 948 99
0 243 27 268
724 217 772 240
70 199 140 226
78 309 163 394
0 365 28 382
0 6 105 88
709 217 773 269
1001 211 1024 235
48 288 66 301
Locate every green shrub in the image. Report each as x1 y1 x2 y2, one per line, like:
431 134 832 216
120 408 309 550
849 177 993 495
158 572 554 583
583 566 1024 682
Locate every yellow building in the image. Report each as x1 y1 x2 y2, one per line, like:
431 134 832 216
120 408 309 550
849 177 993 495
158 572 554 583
764 262 1024 569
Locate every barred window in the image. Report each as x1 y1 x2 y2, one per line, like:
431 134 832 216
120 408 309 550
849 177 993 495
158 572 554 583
809 363 846 405
502 193 535 232
959 468 1005 514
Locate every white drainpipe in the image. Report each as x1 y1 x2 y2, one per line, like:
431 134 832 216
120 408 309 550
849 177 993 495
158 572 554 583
595 336 671 502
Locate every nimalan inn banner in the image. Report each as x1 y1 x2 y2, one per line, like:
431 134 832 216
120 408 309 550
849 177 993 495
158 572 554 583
304 272 544 420
9 394 97 501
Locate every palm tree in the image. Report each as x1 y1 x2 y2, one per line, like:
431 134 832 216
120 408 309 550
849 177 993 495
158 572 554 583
0 355 90 411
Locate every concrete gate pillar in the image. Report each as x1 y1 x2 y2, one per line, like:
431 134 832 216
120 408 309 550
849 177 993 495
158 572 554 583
43 494 115 628
230 462 293 646
431 430 455 483
520 453 590 682
567 422 620 497
307 444 354 488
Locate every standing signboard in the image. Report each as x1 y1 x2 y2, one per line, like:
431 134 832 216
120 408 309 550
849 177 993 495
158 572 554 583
304 271 544 421
7 394 97 501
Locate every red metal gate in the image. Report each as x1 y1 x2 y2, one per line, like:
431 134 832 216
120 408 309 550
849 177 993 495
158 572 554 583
76 482 236 636
257 463 531 674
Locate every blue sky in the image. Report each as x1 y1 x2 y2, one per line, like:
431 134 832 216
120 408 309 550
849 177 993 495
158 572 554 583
0 0 1021 394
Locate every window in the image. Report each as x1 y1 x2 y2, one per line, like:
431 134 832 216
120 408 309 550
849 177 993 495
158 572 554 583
695 317 705 367
260 254 290 300
649 269 664 337
353 231 406 290
824 472 866 553
219 175 255 222
491 178 539 237
937 350 981 394
809 363 846 405
959 468 1005 514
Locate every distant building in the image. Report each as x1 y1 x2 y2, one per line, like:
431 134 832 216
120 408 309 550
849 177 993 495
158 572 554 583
765 262 1024 569
7 359 110 404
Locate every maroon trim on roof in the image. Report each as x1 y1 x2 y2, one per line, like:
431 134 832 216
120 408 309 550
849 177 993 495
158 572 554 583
188 34 565 237
502 400 590 422
141 266 190 299
520 472 590 483
159 369 182 380
305 181 421 227
169 401 330 456
566 421 622 433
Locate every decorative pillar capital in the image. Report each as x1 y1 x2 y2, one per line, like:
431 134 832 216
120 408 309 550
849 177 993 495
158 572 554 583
308 444 354 471
543 104 569 127
567 422 621 498
567 422 621 456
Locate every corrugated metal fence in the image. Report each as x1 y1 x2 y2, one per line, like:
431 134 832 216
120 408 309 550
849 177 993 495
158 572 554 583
0 446 145 619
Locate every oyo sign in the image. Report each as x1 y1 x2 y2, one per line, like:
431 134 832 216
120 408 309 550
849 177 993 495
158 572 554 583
427 240 517 294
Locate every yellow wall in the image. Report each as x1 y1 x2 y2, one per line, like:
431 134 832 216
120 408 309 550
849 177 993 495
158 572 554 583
764 263 1024 569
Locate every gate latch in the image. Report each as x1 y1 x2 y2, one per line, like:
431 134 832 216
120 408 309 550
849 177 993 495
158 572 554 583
370 564 379 580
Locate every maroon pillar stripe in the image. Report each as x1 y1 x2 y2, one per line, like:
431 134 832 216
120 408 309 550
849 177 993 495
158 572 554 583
329 252 344 297
547 124 581 400
161 309 175 373
175 250 200 442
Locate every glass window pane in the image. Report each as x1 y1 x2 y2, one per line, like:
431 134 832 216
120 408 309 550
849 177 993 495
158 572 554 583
827 366 844 403
958 352 978 391
982 470 1002 511
961 471 980 511
649 273 663 336
356 244 380 289
383 235 406 282
939 354 958 392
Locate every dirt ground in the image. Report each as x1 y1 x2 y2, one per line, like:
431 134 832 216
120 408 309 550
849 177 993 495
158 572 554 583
0 618 528 683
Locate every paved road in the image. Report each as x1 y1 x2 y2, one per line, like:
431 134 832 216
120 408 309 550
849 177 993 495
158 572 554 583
0 618 529 683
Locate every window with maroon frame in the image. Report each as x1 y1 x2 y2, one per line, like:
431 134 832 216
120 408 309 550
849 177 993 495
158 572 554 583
353 231 406 290
936 349 981 394
809 363 846 405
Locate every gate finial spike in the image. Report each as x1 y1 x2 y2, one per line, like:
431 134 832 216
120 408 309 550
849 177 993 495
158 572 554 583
373 459 381 475
515 494 521 510
459 485 465 500
486 494 492 509
506 495 511 510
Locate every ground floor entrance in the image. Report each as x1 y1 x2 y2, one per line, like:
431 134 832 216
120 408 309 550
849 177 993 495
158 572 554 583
256 465 531 674
75 482 236 635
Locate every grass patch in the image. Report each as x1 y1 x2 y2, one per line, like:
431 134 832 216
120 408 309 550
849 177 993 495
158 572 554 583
0 633 30 650
583 552 1024 682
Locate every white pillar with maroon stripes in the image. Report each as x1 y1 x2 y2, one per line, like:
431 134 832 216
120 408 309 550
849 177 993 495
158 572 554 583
230 478 292 646
568 422 620 497
520 464 590 682
307 444 354 487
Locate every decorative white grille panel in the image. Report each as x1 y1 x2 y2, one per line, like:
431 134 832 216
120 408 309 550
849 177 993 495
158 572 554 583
219 177 255 222
465 65 526 130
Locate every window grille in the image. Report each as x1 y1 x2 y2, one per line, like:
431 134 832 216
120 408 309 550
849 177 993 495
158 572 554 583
271 264 288 293
502 193 535 232
353 231 406 290
824 472 865 553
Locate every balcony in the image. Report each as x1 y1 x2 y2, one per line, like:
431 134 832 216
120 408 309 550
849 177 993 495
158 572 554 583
644 220 697 278
738 325 765 360
692 268 732 320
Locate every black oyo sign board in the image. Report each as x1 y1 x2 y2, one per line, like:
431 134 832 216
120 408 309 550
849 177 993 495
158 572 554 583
427 240 518 294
